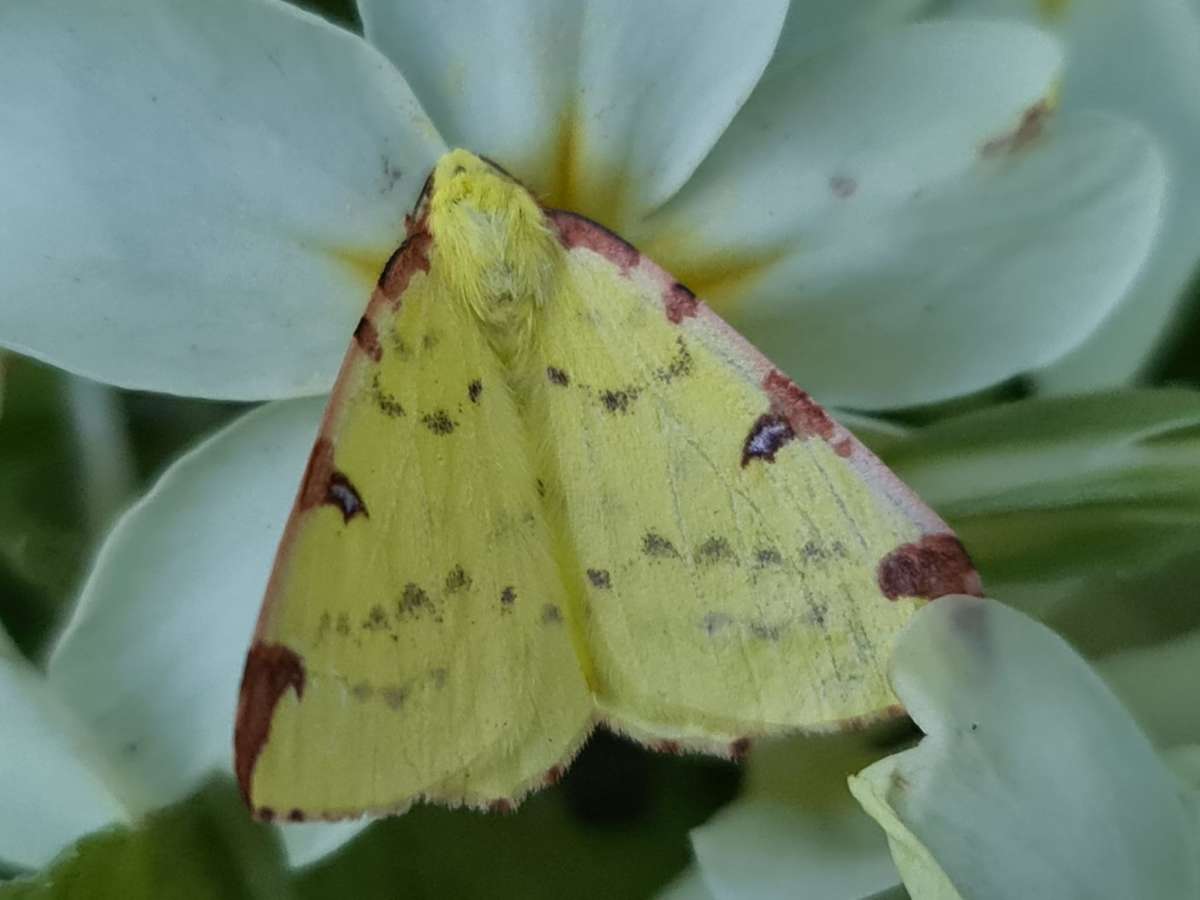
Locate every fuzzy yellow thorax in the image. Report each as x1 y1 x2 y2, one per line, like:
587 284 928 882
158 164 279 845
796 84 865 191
426 149 562 358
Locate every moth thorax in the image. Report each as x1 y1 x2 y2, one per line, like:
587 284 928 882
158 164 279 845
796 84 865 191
427 149 562 344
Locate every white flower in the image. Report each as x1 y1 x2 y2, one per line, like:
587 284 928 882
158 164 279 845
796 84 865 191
0 0 1174 872
669 595 1200 899
0 0 1166 408
940 0 1200 393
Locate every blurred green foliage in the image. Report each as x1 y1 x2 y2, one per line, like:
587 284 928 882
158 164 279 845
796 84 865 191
300 734 739 899
0 739 741 898
0 357 246 658
885 388 1200 657
0 359 89 658
0 779 291 900
1157 278 1200 386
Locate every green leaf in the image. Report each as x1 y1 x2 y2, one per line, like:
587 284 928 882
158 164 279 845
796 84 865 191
883 389 1200 655
0 778 291 900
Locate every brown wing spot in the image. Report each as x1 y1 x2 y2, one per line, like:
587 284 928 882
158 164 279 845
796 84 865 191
468 379 483 403
695 536 736 565
749 369 848 462
381 685 409 710
749 621 782 641
654 336 694 383
586 568 611 589
257 806 276 822
489 799 515 814
547 366 570 386
234 642 306 805
763 370 836 443
754 547 783 566
878 534 983 600
287 808 306 822
653 740 682 755
545 765 566 786
378 230 432 299
362 604 389 631
541 603 563 624
664 282 699 324
741 413 796 467
404 171 435 236
299 439 368 523
353 316 382 362
421 409 457 435
703 612 733 635
445 565 472 593
397 583 433 617
500 586 517 609
314 611 331 643
642 531 680 559
370 372 405 418
729 738 752 761
297 440 339 511
599 388 639 413
391 334 413 360
548 209 640 271
327 473 367 523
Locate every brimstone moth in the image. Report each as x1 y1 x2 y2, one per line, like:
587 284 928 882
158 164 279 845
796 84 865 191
235 150 981 821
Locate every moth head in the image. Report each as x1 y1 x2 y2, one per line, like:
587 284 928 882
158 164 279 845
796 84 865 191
426 149 561 350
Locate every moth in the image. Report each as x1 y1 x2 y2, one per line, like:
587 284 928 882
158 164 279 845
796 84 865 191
235 150 979 821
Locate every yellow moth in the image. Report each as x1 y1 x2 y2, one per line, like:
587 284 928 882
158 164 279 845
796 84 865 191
235 149 980 821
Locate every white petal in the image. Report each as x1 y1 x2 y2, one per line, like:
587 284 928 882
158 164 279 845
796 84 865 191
638 22 1165 409
47 397 363 864
360 0 788 223
853 596 1200 899
946 0 1200 391
688 736 900 900
1168 746 1200 854
693 800 897 900
277 818 369 870
0 626 127 870
846 777 962 900
0 0 444 400
768 0 930 69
